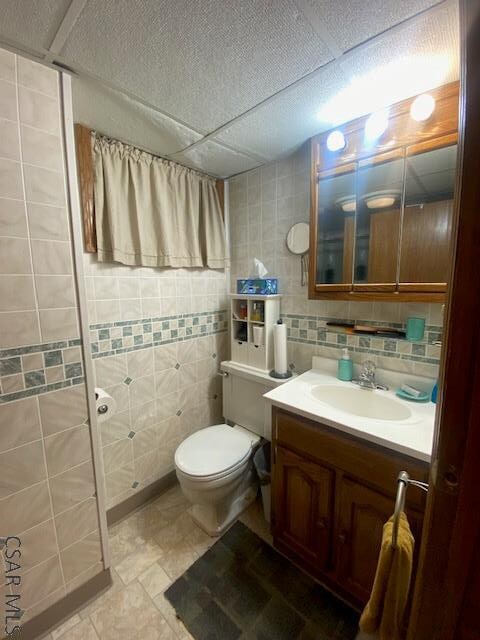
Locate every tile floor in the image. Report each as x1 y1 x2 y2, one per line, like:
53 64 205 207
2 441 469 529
41 485 272 640
165 521 359 639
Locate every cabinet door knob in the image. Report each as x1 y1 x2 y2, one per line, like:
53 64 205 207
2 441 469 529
317 517 328 530
338 531 348 544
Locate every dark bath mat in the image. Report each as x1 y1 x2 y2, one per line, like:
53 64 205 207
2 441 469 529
165 521 359 640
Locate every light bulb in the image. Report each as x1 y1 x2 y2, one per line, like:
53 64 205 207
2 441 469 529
326 130 346 152
365 109 389 141
410 94 435 121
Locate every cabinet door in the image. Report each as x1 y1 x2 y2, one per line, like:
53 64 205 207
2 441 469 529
248 342 265 370
353 152 404 291
273 446 333 572
399 142 457 292
315 165 356 292
231 338 248 365
335 477 424 605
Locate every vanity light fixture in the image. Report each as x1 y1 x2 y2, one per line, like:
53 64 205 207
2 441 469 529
365 109 389 141
326 130 346 152
410 93 436 121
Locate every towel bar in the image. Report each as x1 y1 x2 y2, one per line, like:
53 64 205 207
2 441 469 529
392 471 429 549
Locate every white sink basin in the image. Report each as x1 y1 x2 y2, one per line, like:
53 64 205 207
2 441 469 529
310 384 413 422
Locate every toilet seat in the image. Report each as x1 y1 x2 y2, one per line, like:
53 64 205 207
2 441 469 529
175 424 256 481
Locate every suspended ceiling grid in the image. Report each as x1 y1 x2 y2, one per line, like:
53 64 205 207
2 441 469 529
0 0 459 177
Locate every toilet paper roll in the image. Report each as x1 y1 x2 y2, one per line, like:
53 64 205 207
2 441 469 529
95 388 116 424
273 321 288 376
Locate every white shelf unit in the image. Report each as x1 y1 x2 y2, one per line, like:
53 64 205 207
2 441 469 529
230 294 281 372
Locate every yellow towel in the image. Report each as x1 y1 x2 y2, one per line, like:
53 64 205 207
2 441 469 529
359 511 414 640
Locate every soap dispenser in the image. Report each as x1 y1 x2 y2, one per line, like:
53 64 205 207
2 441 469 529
337 348 353 382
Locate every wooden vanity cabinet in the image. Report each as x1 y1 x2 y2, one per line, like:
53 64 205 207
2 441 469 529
273 447 334 573
271 408 429 609
335 477 425 605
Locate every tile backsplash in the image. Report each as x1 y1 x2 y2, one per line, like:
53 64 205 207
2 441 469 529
228 143 443 378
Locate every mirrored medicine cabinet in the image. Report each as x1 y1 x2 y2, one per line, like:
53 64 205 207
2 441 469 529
309 81 459 302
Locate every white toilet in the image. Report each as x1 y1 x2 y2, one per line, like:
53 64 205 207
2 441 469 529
174 362 278 536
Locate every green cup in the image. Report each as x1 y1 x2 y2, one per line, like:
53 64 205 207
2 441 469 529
406 317 425 342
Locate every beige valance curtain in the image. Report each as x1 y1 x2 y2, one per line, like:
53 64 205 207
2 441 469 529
93 134 227 269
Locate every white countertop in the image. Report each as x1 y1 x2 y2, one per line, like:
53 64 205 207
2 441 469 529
263 357 436 462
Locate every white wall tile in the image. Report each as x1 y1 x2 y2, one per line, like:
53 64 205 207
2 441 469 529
0 274 36 311
0 49 15 83
17 56 57 98
39 307 79 342
18 86 60 134
0 158 23 199
0 119 20 160
21 125 63 171
31 239 72 274
23 164 65 206
0 79 17 120
0 310 40 348
27 203 69 241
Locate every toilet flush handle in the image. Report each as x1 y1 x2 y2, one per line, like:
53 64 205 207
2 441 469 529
217 371 229 377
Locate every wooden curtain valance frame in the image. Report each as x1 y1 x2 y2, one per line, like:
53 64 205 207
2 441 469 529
74 124 225 253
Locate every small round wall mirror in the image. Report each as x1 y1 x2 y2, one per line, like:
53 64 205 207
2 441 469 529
286 222 310 286
286 222 309 255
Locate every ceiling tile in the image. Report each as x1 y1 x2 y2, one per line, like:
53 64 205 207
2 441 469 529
171 141 261 178
59 0 334 131
0 0 71 52
215 0 459 161
302 0 443 53
72 76 201 156
338 1 459 106
214 64 347 159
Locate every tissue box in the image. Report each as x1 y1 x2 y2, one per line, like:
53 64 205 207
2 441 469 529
237 278 278 295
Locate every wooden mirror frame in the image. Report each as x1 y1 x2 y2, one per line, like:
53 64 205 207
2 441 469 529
308 81 459 302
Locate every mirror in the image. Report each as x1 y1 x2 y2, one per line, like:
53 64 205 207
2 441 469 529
399 144 456 285
287 222 310 286
316 169 356 285
354 155 404 285
286 222 309 255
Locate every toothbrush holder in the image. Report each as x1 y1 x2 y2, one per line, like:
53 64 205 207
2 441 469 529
406 317 425 342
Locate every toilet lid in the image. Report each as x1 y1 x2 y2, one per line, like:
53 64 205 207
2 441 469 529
175 424 255 478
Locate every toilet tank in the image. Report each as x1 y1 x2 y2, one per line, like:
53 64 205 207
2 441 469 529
221 361 282 440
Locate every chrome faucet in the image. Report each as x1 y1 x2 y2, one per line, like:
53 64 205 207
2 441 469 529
353 360 388 391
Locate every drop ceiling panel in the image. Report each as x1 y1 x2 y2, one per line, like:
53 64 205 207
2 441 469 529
72 76 201 156
0 0 71 52
59 0 334 132
303 0 443 53
214 65 347 160
171 141 261 178
339 2 459 96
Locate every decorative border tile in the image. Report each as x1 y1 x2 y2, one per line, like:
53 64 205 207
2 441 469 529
90 310 228 359
282 314 442 365
1 308 438 403
0 338 84 403
0 310 228 404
